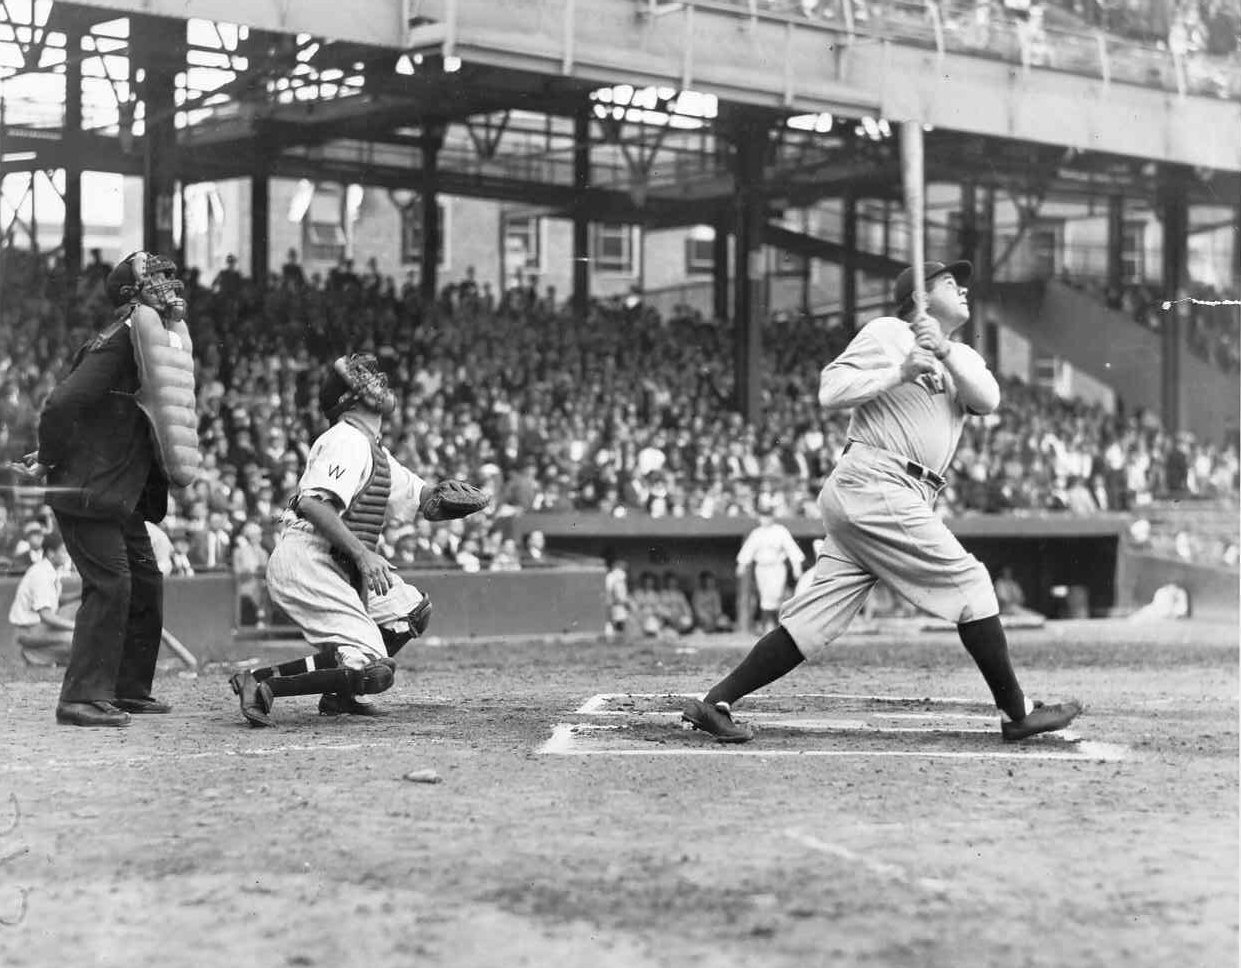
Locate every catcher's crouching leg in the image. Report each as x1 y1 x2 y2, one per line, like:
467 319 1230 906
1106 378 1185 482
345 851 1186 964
264 650 396 699
380 597 433 658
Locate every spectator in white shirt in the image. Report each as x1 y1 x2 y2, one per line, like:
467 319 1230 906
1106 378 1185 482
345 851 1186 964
8 532 74 666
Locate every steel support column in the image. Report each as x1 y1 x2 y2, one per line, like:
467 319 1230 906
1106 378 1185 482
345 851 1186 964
1107 194 1124 305
62 23 83 316
712 215 729 321
732 122 766 424
842 190 857 333
572 107 590 318
977 186 995 286
420 126 444 303
958 181 977 347
1160 174 1189 436
1234 203 1241 287
251 150 270 283
132 15 182 256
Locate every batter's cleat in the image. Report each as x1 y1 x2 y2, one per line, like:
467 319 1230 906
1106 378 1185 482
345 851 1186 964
1001 699 1083 742
230 671 275 728
682 699 754 744
318 692 388 717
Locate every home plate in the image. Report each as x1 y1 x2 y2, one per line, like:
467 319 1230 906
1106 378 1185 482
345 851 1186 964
539 693 1125 762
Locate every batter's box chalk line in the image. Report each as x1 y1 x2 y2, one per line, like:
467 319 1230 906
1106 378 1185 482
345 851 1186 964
573 692 995 715
545 694 1127 763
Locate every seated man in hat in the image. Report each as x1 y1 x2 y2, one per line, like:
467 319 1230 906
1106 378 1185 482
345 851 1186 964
8 532 75 666
10 520 47 573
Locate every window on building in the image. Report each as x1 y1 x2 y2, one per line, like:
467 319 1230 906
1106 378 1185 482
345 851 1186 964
503 215 542 272
1029 219 1063 278
770 247 808 278
302 185 346 263
685 228 715 275
1121 220 1145 283
400 200 447 267
592 223 635 274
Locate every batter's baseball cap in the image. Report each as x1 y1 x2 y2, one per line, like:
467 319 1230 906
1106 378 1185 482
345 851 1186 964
894 260 972 310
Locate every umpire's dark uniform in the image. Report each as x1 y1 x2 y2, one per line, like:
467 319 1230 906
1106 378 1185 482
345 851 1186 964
38 318 168 725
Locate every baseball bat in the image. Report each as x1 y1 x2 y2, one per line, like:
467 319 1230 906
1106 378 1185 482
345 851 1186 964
900 120 926 314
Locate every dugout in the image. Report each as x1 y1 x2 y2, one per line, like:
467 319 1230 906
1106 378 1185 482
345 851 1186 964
513 512 1132 621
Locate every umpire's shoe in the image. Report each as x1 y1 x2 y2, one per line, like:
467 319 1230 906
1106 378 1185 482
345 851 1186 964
1001 699 1083 742
682 699 754 744
318 693 389 717
229 671 274 728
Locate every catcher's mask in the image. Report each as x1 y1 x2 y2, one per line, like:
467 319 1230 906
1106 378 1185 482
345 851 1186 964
106 250 185 314
319 354 397 421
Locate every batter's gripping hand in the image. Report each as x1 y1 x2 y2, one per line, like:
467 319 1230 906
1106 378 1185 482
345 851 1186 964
422 479 491 522
6 451 49 481
900 346 939 383
911 313 950 360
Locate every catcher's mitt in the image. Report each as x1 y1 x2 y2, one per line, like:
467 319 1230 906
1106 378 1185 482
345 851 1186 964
422 479 490 521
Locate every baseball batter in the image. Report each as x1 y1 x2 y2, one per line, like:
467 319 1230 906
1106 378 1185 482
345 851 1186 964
229 354 487 726
736 511 804 633
683 261 1081 743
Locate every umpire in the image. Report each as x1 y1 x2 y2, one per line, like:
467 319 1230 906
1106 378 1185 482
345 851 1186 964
33 254 176 727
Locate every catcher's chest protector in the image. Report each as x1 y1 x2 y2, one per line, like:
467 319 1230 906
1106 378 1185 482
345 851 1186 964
129 304 201 487
341 435 391 551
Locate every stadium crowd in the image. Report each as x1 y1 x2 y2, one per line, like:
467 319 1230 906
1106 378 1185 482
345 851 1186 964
0 248 1236 582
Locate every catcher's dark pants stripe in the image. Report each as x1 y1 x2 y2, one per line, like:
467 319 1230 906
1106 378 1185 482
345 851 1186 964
56 509 163 704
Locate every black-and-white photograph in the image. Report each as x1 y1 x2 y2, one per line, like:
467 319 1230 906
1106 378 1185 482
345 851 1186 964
0 0 1236 964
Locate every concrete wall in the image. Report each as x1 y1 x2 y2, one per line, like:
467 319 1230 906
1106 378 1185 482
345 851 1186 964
1114 549 1240 623
0 563 606 666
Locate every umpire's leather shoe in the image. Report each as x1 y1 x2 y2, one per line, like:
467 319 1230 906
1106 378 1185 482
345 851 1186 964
114 697 172 714
319 693 389 717
1001 700 1083 742
682 699 754 744
229 671 275 727
56 701 132 728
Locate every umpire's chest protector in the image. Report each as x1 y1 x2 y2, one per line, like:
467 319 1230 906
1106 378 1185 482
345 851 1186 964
129 303 201 488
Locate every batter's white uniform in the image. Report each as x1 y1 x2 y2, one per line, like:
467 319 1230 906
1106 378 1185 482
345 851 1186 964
780 316 1000 655
266 421 427 663
737 522 805 610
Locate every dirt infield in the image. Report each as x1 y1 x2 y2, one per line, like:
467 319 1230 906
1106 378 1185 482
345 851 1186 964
0 618 1235 968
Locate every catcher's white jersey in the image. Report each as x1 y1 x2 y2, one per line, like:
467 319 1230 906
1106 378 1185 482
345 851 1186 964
282 421 427 534
780 316 1001 656
268 419 427 660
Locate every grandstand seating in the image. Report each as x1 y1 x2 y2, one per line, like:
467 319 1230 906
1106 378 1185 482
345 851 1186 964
0 248 1235 577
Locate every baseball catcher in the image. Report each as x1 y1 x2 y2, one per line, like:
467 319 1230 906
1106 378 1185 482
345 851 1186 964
228 353 490 726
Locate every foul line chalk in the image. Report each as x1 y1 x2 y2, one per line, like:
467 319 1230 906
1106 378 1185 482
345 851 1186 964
784 829 959 897
572 692 991 715
0 740 407 774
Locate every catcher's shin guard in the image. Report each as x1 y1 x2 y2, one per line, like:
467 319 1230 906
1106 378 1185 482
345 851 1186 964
381 598 433 658
265 658 396 698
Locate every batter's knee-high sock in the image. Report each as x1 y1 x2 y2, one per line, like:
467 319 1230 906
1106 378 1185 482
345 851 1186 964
253 653 337 682
958 615 1028 721
703 624 805 707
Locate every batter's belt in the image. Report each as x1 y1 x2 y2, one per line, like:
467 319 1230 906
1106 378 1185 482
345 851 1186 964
842 440 946 491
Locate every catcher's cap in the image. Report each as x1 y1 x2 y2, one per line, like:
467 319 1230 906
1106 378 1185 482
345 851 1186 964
894 260 972 309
